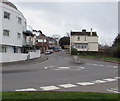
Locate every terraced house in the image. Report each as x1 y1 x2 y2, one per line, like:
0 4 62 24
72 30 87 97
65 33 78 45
70 29 98 52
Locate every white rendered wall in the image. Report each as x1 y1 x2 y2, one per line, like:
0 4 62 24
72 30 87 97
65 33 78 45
88 43 98 51
1 3 27 47
0 53 28 63
0 3 2 45
29 50 41 59
0 50 41 63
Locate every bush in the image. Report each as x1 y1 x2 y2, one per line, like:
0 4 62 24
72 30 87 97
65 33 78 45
71 48 78 55
112 46 120 58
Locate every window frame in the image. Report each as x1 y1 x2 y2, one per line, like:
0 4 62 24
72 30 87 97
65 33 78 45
3 29 10 36
4 11 10 19
18 17 22 24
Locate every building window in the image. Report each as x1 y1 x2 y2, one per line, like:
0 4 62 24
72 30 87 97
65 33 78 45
82 45 84 49
85 36 86 41
4 11 10 19
0 46 7 53
18 17 22 24
17 33 21 39
3 29 10 36
84 45 87 48
78 37 80 41
13 46 18 53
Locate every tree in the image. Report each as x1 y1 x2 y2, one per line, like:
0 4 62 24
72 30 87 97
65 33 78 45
59 37 70 47
112 33 120 58
112 33 120 47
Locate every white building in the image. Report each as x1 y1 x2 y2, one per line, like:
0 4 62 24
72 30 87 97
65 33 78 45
70 29 98 52
0 0 40 63
0 0 27 54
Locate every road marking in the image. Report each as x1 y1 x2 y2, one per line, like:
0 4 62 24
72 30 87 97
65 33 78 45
40 86 60 91
78 67 85 69
92 64 98 66
44 67 48 69
58 67 70 69
98 65 104 67
107 88 120 93
114 77 120 79
53 69 61 70
77 82 95 86
58 84 77 88
16 88 37 91
112 66 118 68
92 80 106 83
103 78 117 82
49 66 54 67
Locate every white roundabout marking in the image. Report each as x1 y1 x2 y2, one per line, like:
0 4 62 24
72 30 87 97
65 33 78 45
16 88 37 91
77 82 95 86
58 67 70 69
40 86 60 91
103 78 117 82
58 84 77 88
92 80 106 83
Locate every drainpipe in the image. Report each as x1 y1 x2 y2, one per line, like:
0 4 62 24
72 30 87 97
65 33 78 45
90 28 92 36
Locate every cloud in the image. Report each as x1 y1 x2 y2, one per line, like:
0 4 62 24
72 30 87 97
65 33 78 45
14 2 117 45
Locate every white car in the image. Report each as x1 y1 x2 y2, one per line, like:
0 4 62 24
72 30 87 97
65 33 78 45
45 49 53 54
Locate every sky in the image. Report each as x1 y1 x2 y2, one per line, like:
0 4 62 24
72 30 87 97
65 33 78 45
9 0 118 46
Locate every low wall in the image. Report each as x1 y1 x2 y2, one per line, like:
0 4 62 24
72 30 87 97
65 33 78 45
0 50 41 63
0 53 28 63
29 50 41 59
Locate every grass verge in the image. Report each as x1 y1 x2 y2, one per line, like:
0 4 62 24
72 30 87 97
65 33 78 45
78 55 120 62
2 91 119 100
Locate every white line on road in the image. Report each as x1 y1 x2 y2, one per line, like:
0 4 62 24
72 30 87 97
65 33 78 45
107 88 120 93
114 77 120 79
103 78 117 82
98 65 104 67
15 88 37 91
58 67 70 69
58 84 77 88
49 66 54 67
78 67 85 69
92 64 98 66
77 82 95 86
92 80 107 83
40 86 60 91
112 66 118 68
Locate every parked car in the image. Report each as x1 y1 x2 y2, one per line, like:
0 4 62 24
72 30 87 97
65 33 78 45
53 46 62 52
45 49 53 54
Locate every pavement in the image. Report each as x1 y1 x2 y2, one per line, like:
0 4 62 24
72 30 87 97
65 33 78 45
2 51 119 93
2 54 48 66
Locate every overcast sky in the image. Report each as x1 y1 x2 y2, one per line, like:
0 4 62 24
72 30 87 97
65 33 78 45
9 1 118 46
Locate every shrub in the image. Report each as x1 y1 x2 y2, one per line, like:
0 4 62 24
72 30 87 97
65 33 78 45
112 46 120 58
71 48 78 55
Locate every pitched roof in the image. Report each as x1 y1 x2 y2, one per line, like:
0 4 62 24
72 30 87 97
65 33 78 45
71 31 97 36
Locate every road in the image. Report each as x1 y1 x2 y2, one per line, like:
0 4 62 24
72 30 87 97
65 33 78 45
2 51 119 93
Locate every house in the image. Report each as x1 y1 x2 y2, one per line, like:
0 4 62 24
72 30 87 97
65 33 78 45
36 33 49 53
70 29 98 52
23 26 36 53
47 37 57 49
0 0 40 63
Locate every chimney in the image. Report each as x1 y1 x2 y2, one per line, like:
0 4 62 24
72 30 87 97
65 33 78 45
90 28 92 36
82 29 86 32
